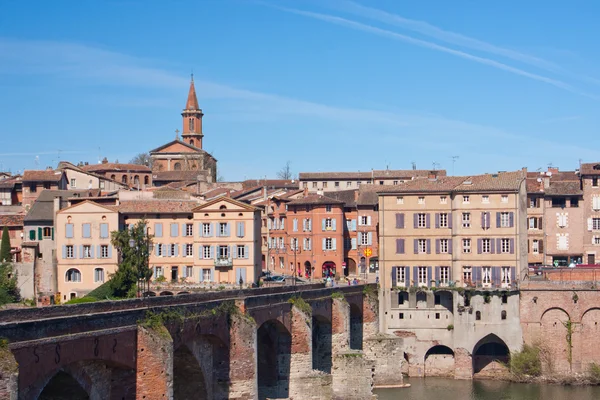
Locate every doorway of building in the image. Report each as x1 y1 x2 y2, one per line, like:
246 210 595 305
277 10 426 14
344 259 357 277
322 262 336 278
589 254 596 265
304 261 312 278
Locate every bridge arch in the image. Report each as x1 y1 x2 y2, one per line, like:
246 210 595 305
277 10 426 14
173 344 208 399
580 308 600 367
257 319 291 400
312 314 332 373
472 334 510 376
540 307 571 373
424 345 454 377
349 302 363 350
159 290 174 296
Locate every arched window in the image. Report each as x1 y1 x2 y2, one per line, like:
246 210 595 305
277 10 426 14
134 175 140 185
174 162 182 171
110 174 116 180
122 175 128 184
94 268 105 283
476 311 481 321
501 310 507 320
66 268 81 282
189 118 194 132
144 176 149 185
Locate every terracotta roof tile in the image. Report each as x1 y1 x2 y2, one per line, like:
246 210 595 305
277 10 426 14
117 200 200 214
377 176 466 193
545 181 583 196
82 163 150 173
0 214 24 227
580 163 600 176
23 170 63 182
299 169 444 180
287 194 345 206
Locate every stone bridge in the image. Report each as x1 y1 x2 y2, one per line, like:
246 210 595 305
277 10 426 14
0 284 401 400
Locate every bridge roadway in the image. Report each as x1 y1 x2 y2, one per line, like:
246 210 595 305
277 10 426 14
0 283 378 400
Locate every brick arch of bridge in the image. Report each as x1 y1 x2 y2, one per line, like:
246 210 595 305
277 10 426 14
13 328 137 400
166 314 231 400
309 298 334 374
345 293 365 350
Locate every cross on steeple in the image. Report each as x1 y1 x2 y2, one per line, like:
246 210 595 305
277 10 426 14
175 129 180 140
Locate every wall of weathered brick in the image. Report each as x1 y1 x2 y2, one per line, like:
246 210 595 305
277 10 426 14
424 354 455 377
332 352 375 400
228 311 257 400
0 348 18 400
136 326 173 399
363 336 404 386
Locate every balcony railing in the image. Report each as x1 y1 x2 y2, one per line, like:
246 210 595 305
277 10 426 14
214 257 233 267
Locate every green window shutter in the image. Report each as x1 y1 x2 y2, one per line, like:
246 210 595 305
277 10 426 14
29 230 35 240
52 228 54 240
38 227 42 240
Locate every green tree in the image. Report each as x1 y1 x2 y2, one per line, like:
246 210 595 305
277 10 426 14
0 262 20 305
109 219 154 298
0 227 11 263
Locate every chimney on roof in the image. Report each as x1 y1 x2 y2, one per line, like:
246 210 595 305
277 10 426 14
354 190 359 201
46 166 53 171
303 187 308 197
53 196 61 217
428 171 438 180
548 166 559 174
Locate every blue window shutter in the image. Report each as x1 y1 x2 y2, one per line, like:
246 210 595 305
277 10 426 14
167 245 171 257
493 267 500 286
97 245 101 258
322 238 326 250
108 246 112 258
351 238 357 250
62 245 66 259
352 220 357 231
427 266 432 287
391 266 397 287
496 212 501 228
332 219 337 231
448 266 452 282
413 267 418 286
426 214 431 229
509 212 514 228
170 223 178 237
66 223 73 238
448 214 453 229
210 246 215 259
210 268 214 282
83 223 91 238
510 267 516 284
477 239 482 254
435 213 439 229
153 267 157 279
448 239 453 254
510 239 515 254
426 239 431 254
244 245 249 259
174 245 179 257
226 223 230 237
182 266 187 278
155 245 159 256
78 245 83 259
367 232 372 245
413 214 418 228
235 268 241 283
435 266 440 282
198 245 202 259
241 221 245 237
199 269 204 282
155 223 162 238
322 219 326 231
90 246 94 258
486 212 491 229
405 267 410 284
181 223 187 236
332 239 337 250
435 239 440 254
414 239 418 254
100 223 108 238
227 245 231 258
241 268 247 284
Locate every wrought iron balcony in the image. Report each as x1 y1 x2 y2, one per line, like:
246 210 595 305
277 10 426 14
214 257 233 267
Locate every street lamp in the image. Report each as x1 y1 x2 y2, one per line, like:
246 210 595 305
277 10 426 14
129 234 153 298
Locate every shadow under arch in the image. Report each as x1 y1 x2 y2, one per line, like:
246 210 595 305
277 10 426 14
424 345 455 377
312 314 332 373
472 334 510 375
173 345 208 400
33 360 136 400
349 302 363 350
257 319 291 400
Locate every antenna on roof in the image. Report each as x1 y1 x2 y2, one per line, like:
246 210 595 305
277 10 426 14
432 161 439 172
547 162 553 168
450 156 459 176
411 162 416 170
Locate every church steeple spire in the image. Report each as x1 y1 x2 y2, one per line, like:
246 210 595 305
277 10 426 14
181 74 204 149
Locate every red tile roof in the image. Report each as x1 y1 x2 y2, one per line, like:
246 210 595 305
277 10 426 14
287 194 345 206
299 169 444 180
23 170 64 182
580 163 600 176
0 214 24 227
117 200 200 214
545 181 583 196
82 163 150 173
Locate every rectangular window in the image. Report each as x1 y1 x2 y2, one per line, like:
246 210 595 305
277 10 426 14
593 197 600 211
558 235 568 250
552 197 566 208
155 266 163 278
185 266 193 278
418 239 427 254
30 183 37 193
43 227 52 238
185 244 193 257
501 195 509 203
303 182 307 188
235 245 245 259
335 181 340 187
325 218 333 229
396 267 406 286
440 196 447 204
312 182 317 188
323 182 328 188
482 267 492 285
70 178 76 188
593 218 600 230
462 213 471 228
325 238 333 250
482 239 491 253
326 205 332 212
219 223 227 236
501 267 511 285
202 268 211 281
418 267 427 286
101 245 109 258
462 239 471 253
203 245 211 259
170 244 177 256
360 216 369 225
593 178 599 187
360 232 369 245
393 180 399 185
440 267 449 285
501 238 510 253
396 196 404 204
571 197 579 207
418 197 425 204
202 223 211 237
529 217 539 229
439 213 448 228
218 245 229 258
83 245 91 258
418 213 426 228
463 267 472 286
66 245 74 258
529 198 537 208
100 181 105 189
594 236 600 245
463 195 470 204
500 212 510 228
94 268 104 283
278 237 284 249
346 182 352 187
532 240 539 254
440 239 449 253
482 195 489 203
279 257 284 269
185 223 193 236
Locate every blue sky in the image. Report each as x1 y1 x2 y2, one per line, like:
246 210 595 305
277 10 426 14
1 0 599 180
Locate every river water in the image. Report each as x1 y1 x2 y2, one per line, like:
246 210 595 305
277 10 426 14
374 377 600 400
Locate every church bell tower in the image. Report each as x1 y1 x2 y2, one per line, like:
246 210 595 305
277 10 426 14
181 75 204 149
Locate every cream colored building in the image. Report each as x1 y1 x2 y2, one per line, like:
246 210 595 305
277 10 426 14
378 170 527 293
193 197 262 285
55 201 119 301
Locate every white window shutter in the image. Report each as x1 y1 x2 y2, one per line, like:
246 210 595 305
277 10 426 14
367 216 372 225
589 218 594 231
